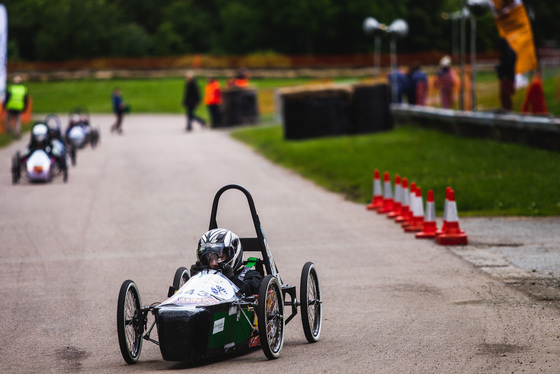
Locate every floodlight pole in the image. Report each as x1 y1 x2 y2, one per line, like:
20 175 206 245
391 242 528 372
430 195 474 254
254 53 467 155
374 35 381 79
390 37 397 103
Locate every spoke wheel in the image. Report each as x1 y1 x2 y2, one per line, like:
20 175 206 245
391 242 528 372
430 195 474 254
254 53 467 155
300 262 322 343
172 266 190 291
117 280 143 364
257 275 284 359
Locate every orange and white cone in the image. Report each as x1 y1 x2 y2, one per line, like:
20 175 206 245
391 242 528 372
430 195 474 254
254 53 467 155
435 189 468 245
416 190 438 238
366 169 383 210
377 172 394 214
395 178 409 223
401 182 416 228
404 186 424 232
387 175 402 219
435 187 453 236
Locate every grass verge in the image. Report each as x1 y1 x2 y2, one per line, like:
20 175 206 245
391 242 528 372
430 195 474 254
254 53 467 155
232 123 560 216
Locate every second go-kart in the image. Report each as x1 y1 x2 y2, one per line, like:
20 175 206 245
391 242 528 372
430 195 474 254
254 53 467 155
117 184 322 365
65 107 100 165
11 122 68 184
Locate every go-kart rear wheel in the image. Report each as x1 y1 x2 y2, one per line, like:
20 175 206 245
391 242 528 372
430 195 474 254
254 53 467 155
11 153 21 185
91 129 99 148
300 262 322 343
257 275 284 359
172 266 190 291
70 148 76 166
117 280 143 364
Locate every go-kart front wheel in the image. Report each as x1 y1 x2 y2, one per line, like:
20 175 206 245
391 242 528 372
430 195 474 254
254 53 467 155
300 262 322 343
257 275 285 359
172 266 190 291
117 280 143 364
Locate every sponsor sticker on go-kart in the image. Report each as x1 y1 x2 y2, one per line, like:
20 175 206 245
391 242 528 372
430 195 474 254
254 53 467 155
161 271 239 306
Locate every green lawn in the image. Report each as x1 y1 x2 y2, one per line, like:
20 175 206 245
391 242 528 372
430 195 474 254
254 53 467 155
232 123 560 216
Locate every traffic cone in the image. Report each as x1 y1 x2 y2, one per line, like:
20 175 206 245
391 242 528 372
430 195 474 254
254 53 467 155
416 190 438 238
395 178 409 223
366 169 383 210
377 172 393 214
435 187 453 236
387 175 402 219
401 182 416 228
435 189 468 245
404 186 424 232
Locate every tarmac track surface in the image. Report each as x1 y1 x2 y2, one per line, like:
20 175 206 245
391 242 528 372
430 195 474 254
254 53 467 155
1 114 559 373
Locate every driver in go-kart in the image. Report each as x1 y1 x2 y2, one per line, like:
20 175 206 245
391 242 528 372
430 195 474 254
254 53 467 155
20 122 67 172
190 228 262 296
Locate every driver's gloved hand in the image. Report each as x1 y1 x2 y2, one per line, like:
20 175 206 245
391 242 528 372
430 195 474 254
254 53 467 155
190 261 205 276
218 263 234 278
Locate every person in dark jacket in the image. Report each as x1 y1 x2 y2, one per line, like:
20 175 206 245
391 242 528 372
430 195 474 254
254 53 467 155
190 228 262 296
110 88 126 134
496 37 517 111
182 71 206 131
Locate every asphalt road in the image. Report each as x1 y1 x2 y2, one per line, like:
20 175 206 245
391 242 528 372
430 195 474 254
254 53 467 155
1 114 559 373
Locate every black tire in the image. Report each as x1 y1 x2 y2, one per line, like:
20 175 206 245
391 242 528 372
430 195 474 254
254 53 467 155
63 167 68 183
300 262 322 343
117 280 143 364
91 129 99 148
257 275 284 359
11 154 20 185
172 267 190 291
70 148 76 166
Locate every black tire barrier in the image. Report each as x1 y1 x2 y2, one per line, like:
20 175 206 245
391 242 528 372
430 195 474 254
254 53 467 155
350 84 393 134
281 84 393 140
221 88 259 127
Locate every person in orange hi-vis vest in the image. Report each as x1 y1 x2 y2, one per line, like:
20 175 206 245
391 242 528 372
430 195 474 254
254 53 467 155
233 67 249 88
204 77 222 128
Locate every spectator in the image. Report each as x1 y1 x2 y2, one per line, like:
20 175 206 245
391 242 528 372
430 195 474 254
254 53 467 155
496 37 517 111
388 67 408 104
204 77 222 127
182 71 205 132
110 88 126 134
407 64 428 106
233 67 250 88
3 75 29 139
434 56 458 109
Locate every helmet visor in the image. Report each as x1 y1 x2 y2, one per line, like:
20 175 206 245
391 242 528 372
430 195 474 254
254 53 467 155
198 242 226 266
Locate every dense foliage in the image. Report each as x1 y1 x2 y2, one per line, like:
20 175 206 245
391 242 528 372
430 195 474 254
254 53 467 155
2 0 558 61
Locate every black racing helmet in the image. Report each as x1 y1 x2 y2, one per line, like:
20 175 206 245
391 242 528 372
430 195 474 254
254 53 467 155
197 228 243 270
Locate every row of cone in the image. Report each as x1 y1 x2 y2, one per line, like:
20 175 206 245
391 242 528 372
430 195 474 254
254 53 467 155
366 170 468 245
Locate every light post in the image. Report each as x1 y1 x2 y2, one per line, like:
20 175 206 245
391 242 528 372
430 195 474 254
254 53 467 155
387 19 409 103
467 0 491 111
363 17 385 79
364 17 408 103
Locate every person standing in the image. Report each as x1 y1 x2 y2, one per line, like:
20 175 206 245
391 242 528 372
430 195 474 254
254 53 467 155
434 56 458 109
496 37 516 112
182 72 205 131
110 87 125 134
3 75 29 138
407 64 428 106
204 77 222 128
387 67 408 104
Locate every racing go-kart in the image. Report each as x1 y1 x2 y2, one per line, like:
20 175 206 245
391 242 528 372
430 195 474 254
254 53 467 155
116 184 322 365
65 107 100 165
11 122 68 184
